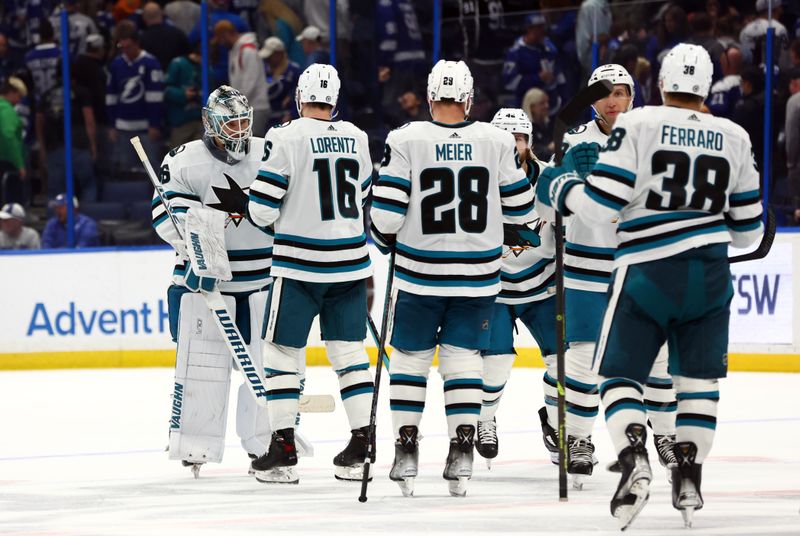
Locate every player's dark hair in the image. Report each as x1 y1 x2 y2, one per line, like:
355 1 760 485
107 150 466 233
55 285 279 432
663 92 705 106
114 20 140 43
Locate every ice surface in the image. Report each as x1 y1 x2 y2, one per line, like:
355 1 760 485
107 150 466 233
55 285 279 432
0 368 798 535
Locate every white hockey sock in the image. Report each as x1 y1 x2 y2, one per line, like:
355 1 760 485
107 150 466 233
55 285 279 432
599 376 647 457
479 353 515 422
443 372 482 438
644 376 677 435
389 349 433 439
336 364 374 430
264 342 303 431
564 343 599 438
674 376 719 464
542 353 558 427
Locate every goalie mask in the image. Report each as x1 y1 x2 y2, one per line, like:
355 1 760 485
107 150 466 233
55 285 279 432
203 85 253 163
491 108 533 147
427 60 474 116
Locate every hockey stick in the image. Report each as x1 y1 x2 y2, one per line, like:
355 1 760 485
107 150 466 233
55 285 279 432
729 207 777 263
359 250 396 503
550 79 614 501
130 136 335 412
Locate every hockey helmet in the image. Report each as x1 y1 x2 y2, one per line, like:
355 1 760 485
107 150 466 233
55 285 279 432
296 63 341 114
491 108 533 147
589 63 635 110
427 60 474 115
202 85 253 162
658 43 713 100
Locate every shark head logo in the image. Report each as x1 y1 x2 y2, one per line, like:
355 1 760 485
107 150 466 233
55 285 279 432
207 173 249 227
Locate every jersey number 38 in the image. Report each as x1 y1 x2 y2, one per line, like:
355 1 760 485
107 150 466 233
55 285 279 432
645 150 730 213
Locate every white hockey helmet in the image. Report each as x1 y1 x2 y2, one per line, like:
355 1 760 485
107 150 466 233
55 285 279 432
658 43 713 100
202 85 253 162
491 108 533 147
589 63 635 111
427 59 474 114
296 63 341 114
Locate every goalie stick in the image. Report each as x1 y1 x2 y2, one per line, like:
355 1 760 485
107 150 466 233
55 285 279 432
729 207 777 263
551 79 613 501
130 136 334 413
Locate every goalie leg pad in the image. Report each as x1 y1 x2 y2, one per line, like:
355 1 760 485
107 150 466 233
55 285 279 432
264 340 303 431
327 340 373 430
564 342 600 438
439 344 483 439
168 292 234 464
389 347 434 439
644 345 676 436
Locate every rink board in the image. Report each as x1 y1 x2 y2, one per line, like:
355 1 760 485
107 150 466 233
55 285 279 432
0 237 797 371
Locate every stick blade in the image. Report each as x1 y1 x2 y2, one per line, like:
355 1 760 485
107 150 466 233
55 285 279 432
729 207 777 263
299 394 335 413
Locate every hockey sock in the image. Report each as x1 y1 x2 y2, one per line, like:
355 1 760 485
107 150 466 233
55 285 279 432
479 353 515 422
564 343 600 438
443 372 483 438
644 375 677 435
542 353 558 427
336 364 374 430
674 376 719 463
389 349 434 439
599 376 646 456
266 369 301 431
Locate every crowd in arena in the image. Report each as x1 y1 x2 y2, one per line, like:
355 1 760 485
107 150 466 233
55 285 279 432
0 0 794 249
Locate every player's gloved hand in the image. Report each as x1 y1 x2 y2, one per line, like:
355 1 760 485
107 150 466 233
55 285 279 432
536 166 584 216
503 223 541 248
184 268 218 292
370 222 396 255
562 142 600 178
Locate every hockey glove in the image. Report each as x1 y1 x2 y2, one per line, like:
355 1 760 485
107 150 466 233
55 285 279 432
503 223 542 248
562 142 600 178
536 166 584 216
370 222 396 255
184 267 218 293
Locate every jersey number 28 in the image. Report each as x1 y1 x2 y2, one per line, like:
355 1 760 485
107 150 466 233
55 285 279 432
420 167 489 234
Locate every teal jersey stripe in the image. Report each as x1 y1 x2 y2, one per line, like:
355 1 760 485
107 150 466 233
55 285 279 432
390 404 424 413
616 223 728 257
728 219 762 232
361 176 372 190
676 391 720 400
445 407 481 416
676 417 716 430
151 197 161 208
272 259 371 274
257 169 288 185
275 233 366 247
443 378 482 387
566 375 598 392
341 386 373 400
500 177 530 193
567 406 599 418
564 269 610 284
378 174 412 189
618 210 709 230
232 273 271 282
397 242 501 260
502 258 553 279
586 186 625 211
502 205 534 216
165 190 200 201
482 383 505 393
249 193 281 208
646 376 673 385
395 271 499 288
228 247 273 258
390 373 428 384
594 162 636 185
604 401 645 419
730 189 760 202
565 241 616 255
372 200 407 215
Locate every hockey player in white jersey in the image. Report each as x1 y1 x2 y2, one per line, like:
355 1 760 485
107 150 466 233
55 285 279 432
247 64 375 484
153 86 279 476
370 60 535 497
476 108 556 468
540 65 677 489
538 44 763 529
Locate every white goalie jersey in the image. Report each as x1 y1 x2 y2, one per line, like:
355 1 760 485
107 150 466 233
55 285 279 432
572 106 764 266
370 120 535 297
248 117 374 283
561 119 616 293
152 138 273 293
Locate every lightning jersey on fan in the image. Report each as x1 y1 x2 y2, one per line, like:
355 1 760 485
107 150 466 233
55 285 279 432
152 138 273 293
371 120 535 297
561 119 615 293
574 106 763 265
497 161 556 305
248 118 374 283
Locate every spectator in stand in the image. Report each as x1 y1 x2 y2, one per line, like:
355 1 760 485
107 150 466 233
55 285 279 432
165 0 201 36
51 0 100 59
0 203 40 250
790 39 800 69
385 89 430 129
96 0 118 39
302 0 350 53
707 46 743 119
688 12 724 81
503 13 566 114
613 44 647 107
140 2 190 73
188 0 249 85
73 34 108 127
644 4 688 95
734 67 766 166
106 20 164 171
0 77 27 180
522 87 554 161
740 0 788 68
575 0 612 78
259 36 301 129
213 20 270 136
297 26 330 69
164 47 204 147
112 0 143 28
258 0 305 66
716 14 744 58
23 18 60 104
0 33 21 82
42 194 100 249
230 0 261 33
784 67 800 223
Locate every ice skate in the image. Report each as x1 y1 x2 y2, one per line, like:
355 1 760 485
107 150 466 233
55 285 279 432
671 441 703 528
390 425 419 497
610 424 652 531
443 424 475 497
654 434 678 482
538 407 559 464
181 460 203 479
333 426 373 482
250 428 299 484
568 436 597 490
475 418 498 469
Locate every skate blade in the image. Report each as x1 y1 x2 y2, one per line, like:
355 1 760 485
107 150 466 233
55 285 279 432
190 464 201 479
448 476 469 497
615 479 651 531
485 458 492 470
571 474 586 491
334 463 373 482
681 507 695 528
253 466 299 484
548 451 559 465
396 477 415 497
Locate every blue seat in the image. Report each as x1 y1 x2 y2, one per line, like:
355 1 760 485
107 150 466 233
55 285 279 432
102 180 152 203
79 201 127 221
128 200 155 224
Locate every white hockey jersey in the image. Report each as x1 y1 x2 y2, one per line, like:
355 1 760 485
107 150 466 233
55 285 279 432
561 119 616 293
567 106 763 266
248 117 374 283
370 120 535 297
152 137 273 293
497 161 556 305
